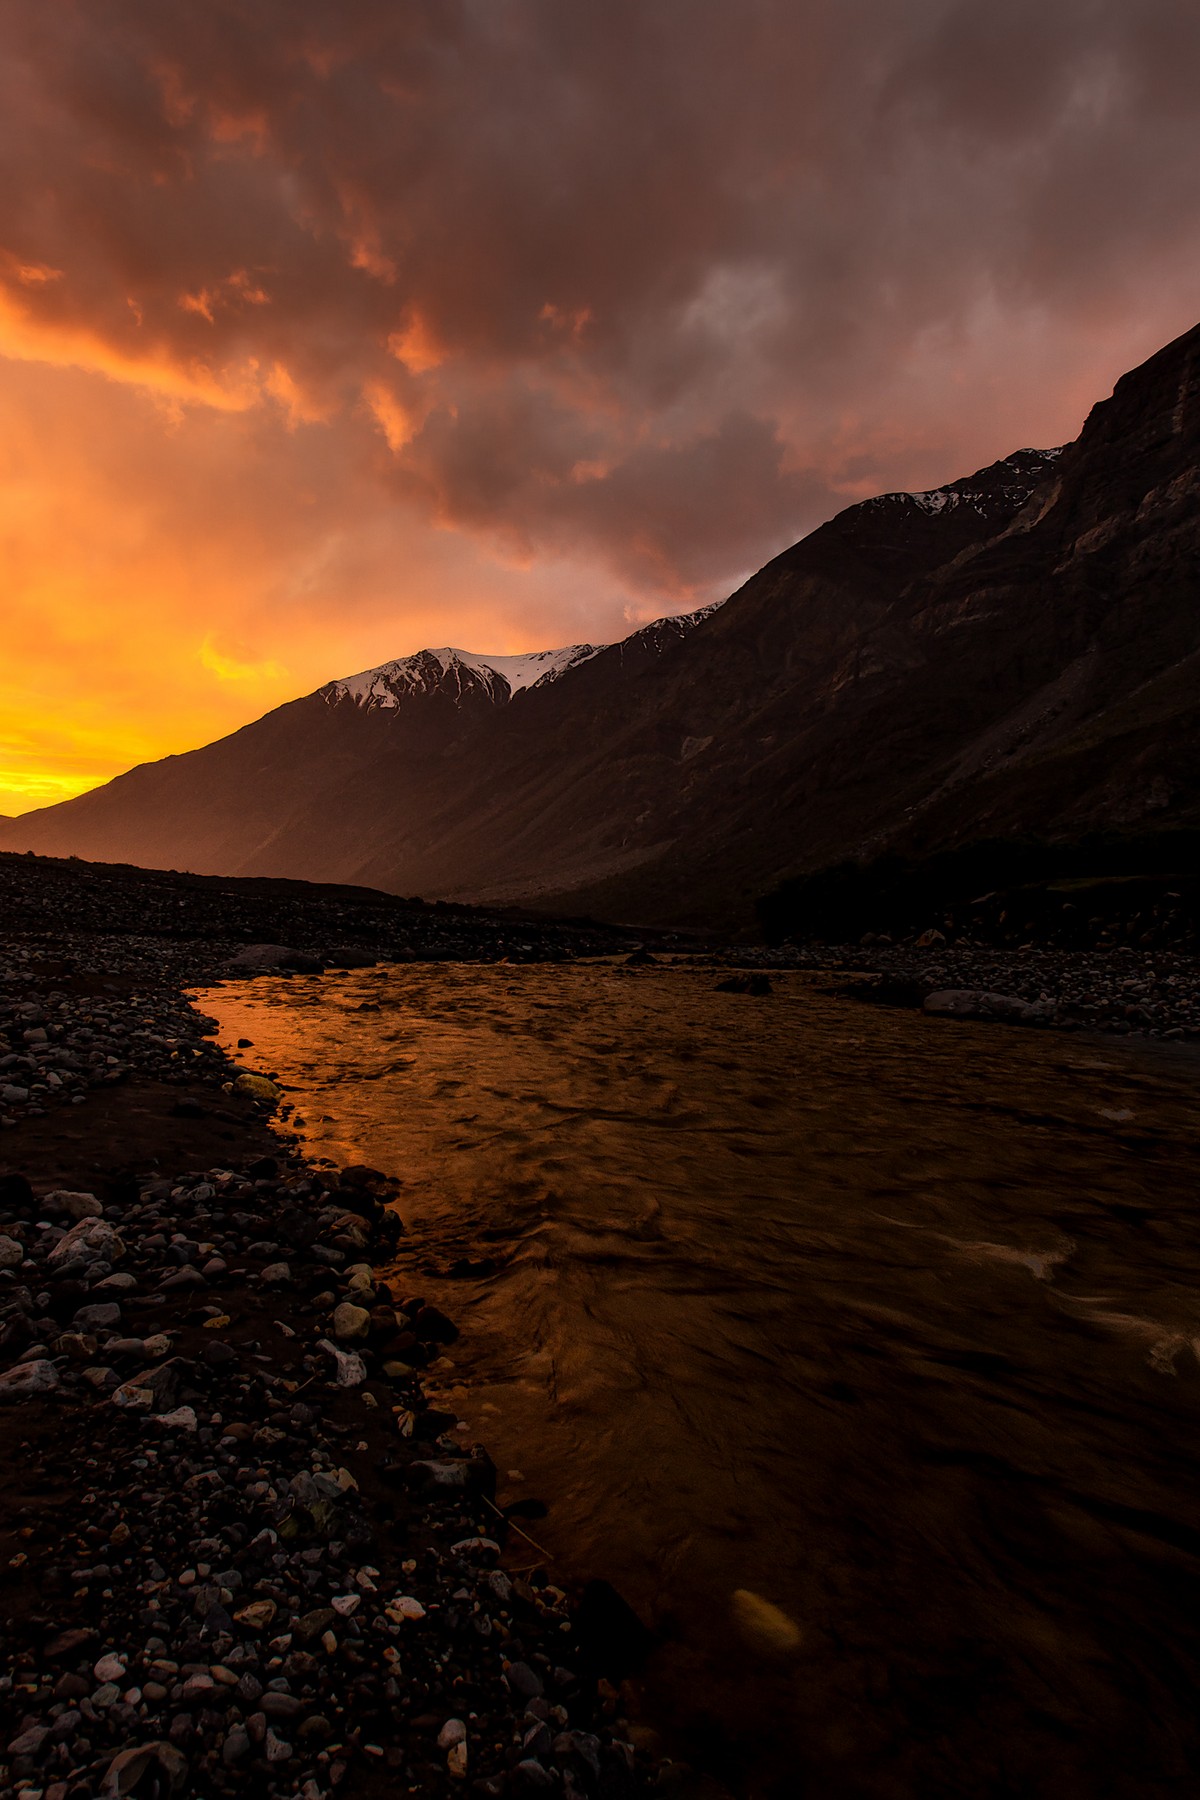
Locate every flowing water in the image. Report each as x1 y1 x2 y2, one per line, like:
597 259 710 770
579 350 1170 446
199 963 1200 1798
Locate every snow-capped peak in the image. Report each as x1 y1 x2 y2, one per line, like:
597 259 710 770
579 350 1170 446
323 642 604 712
322 604 727 714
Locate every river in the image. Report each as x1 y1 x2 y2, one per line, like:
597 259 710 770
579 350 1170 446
198 961 1200 1799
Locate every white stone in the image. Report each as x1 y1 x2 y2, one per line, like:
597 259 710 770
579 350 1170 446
316 1339 367 1387
157 1406 198 1432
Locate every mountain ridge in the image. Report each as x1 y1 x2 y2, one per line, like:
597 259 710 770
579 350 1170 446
4 319 1198 929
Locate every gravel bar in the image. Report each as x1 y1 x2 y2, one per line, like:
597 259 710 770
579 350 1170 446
0 855 674 1800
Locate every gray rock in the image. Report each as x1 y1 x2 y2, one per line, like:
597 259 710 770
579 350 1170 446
505 1660 545 1700
331 1300 370 1340
47 1216 125 1269
7 1723 49 1755
47 1189 103 1220
0 1358 59 1400
74 1302 121 1332
111 1360 180 1413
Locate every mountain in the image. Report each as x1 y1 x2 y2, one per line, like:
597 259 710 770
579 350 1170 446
0 609 725 896
323 642 604 710
4 322 1199 928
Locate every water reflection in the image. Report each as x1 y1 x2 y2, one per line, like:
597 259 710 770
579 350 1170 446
199 964 1200 1798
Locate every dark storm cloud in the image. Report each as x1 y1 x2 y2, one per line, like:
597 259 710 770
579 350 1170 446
4 0 1200 597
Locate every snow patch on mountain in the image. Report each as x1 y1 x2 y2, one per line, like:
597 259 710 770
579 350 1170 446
868 447 1066 521
324 604 726 713
325 642 603 711
637 600 724 637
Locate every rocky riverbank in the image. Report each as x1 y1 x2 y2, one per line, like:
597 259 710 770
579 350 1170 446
0 859 670 1800
716 943 1200 1041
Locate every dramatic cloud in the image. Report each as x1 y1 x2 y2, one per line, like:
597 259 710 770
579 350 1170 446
3 0 1200 808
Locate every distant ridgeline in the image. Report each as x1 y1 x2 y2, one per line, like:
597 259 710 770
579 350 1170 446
758 832 1200 951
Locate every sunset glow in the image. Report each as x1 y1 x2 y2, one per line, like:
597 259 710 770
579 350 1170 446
3 3 1200 814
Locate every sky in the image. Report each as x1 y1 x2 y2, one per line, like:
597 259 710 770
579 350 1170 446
3 1 1200 814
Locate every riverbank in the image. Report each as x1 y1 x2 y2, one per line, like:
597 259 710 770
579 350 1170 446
718 942 1200 1040
0 867 671 1799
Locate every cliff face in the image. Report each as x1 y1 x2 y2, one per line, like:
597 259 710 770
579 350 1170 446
4 324 1198 929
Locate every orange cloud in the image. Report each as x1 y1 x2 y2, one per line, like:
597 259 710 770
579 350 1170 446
0 285 260 411
362 378 417 451
388 313 445 375
2 1 1199 814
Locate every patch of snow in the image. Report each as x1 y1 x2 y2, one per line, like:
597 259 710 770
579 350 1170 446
869 447 1067 522
439 644 603 693
910 487 958 516
326 643 603 711
324 603 724 713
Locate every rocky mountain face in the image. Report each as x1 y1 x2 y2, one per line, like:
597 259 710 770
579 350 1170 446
4 323 1198 929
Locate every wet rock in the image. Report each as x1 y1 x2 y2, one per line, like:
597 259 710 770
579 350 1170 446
234 1072 282 1102
574 1580 655 1679
408 1450 497 1500
411 1303 460 1345
714 972 772 995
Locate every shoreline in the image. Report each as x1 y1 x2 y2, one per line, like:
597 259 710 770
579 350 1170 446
0 893 670 1798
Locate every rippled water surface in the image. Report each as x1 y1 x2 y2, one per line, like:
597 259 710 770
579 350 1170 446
200 963 1200 1798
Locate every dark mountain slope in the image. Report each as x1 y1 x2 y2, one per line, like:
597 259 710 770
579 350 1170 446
492 327 1200 925
3 322 1198 929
